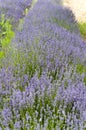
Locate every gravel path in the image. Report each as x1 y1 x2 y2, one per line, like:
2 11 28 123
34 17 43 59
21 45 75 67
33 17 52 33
63 0 86 22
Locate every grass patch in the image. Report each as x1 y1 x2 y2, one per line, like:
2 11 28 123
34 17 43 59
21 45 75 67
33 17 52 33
76 64 86 74
78 22 86 40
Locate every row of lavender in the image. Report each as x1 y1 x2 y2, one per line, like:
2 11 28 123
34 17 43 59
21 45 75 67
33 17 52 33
0 0 32 28
0 0 32 58
0 0 86 129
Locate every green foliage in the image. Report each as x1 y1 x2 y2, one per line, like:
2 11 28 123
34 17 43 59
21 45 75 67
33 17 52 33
78 22 86 40
76 64 86 74
84 76 86 85
76 64 86 85
0 15 14 58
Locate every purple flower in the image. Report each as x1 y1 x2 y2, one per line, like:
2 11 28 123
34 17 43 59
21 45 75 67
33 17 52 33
14 121 21 129
0 0 86 129
2 108 12 125
0 0 32 24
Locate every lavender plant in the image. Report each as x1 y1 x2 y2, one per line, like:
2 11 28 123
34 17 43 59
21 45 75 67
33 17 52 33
11 0 86 79
0 0 32 28
0 0 86 129
0 71 86 129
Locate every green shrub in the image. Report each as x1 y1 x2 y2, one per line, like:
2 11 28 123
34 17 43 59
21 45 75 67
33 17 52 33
0 15 14 58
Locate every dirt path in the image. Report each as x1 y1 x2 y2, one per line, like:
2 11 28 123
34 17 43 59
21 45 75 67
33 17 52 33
63 0 86 22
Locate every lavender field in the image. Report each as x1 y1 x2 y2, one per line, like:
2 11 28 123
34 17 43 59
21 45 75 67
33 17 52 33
0 0 86 129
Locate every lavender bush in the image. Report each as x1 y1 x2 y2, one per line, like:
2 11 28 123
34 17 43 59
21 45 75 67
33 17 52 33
0 0 32 28
11 0 86 80
0 0 86 129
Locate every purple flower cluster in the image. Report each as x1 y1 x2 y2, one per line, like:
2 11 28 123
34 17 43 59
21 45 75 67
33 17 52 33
13 0 86 78
0 0 32 23
0 0 86 129
58 81 86 112
0 71 86 129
